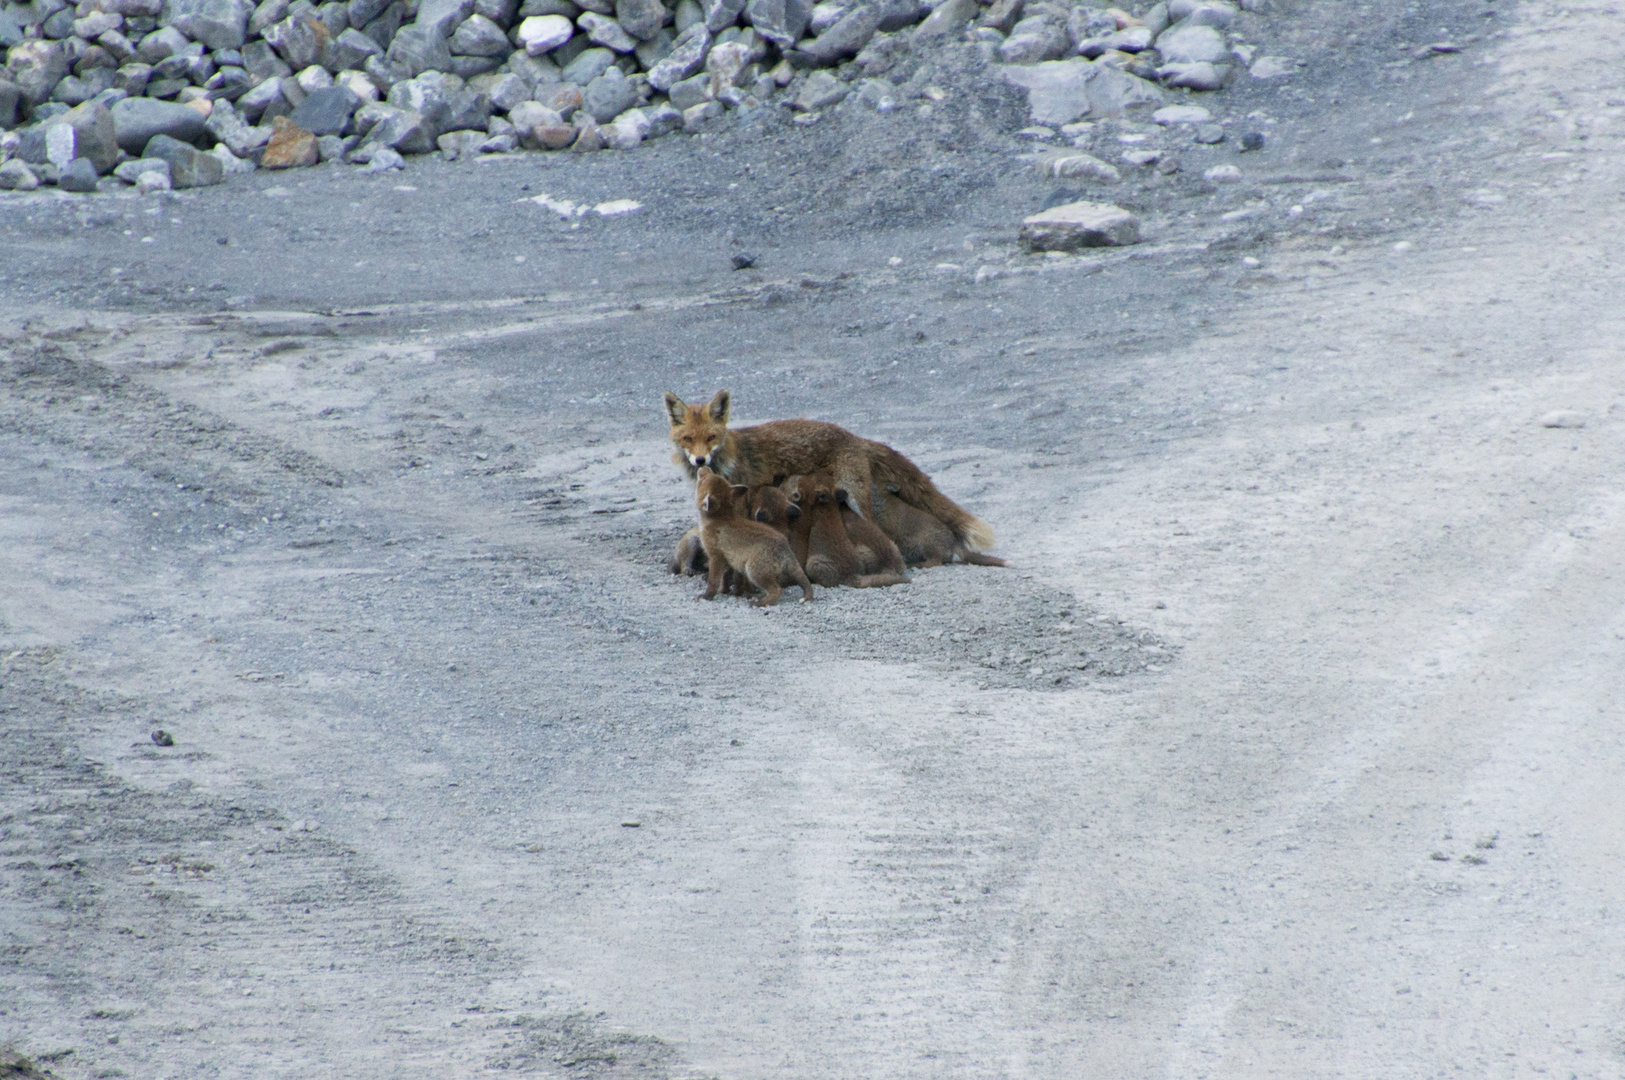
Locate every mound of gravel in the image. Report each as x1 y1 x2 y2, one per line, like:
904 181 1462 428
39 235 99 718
0 0 1287 194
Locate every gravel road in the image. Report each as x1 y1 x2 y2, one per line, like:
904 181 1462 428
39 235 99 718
5 1 1625 1077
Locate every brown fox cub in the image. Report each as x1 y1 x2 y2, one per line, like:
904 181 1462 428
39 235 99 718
874 493 1009 568
694 468 813 606
668 483 792 577
835 488 909 579
664 390 996 552
781 473 908 589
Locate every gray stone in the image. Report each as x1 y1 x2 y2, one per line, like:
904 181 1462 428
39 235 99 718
328 25 384 66
98 29 138 64
1159 60 1226 91
362 52 408 89
113 155 170 181
853 75 893 109
977 0 1021 34
469 71 528 110
360 0 403 46
808 0 844 34
999 14 1068 64
442 85 490 129
578 10 634 51
793 67 844 108
346 0 388 28
251 0 291 32
1539 410 1586 429
633 28 674 69
109 95 206 153
1201 162 1239 182
360 143 404 167
239 39 291 79
113 62 154 95
559 44 615 83
50 75 99 106
517 0 578 14
681 97 718 130
448 12 507 54
1192 121 1222 143
412 0 473 36
703 0 743 33
550 30 589 66
1248 55 1295 79
143 131 224 184
643 99 680 135
744 0 806 47
204 64 255 98
56 154 99 189
361 104 434 149
135 25 188 63
45 98 119 172
0 157 41 188
478 128 517 150
385 23 451 76
1038 150 1118 182
1166 0 1235 27
1103 25 1151 51
1151 103 1209 124
435 126 483 156
646 22 707 90
288 82 358 132
0 9 25 47
1001 57 1163 126
1064 5 1112 44
0 79 21 128
318 0 348 36
1155 22 1224 64
616 0 664 40
203 100 268 151
73 10 124 38
912 0 972 37
1019 200 1138 250
505 97 559 127
873 0 917 30
673 0 702 32
236 71 287 117
581 65 634 120
472 0 516 22
7 40 70 105
42 6 74 36
450 53 503 76
1238 129 1262 151
265 13 329 69
161 0 252 49
799 2 874 62
666 71 708 108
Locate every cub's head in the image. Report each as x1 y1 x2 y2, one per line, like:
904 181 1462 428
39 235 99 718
695 467 747 518
664 390 730 470
747 485 799 529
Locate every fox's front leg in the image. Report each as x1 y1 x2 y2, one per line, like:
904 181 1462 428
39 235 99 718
702 557 727 600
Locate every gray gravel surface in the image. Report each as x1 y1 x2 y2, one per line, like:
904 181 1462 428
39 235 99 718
6 0 1625 1077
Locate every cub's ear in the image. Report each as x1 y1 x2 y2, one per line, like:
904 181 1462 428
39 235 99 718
707 389 730 424
701 494 715 513
730 485 749 500
834 487 851 506
786 504 801 521
664 392 686 426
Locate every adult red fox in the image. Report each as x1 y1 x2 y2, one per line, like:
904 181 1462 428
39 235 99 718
663 390 996 552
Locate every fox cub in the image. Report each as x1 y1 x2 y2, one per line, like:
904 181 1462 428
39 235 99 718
694 468 813 606
781 473 909 590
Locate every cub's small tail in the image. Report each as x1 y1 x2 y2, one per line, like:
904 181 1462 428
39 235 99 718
854 573 909 588
956 548 1007 567
870 444 998 553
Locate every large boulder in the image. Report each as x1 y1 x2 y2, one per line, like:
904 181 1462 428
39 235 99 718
6 40 69 106
44 99 120 173
360 105 436 152
327 26 385 68
1019 200 1140 251
412 0 474 36
795 2 876 63
260 113 318 165
109 95 207 153
289 82 360 133
616 0 665 40
264 13 331 69
385 23 452 76
160 0 253 49
581 65 634 121
745 0 808 47
448 12 510 54
646 22 707 90
142 132 225 186
999 13 1069 64
1001 56 1162 125
1155 22 1226 64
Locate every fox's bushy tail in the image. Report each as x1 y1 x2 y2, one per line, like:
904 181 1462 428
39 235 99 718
869 444 996 553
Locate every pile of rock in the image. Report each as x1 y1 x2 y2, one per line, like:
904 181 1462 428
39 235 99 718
0 0 1279 192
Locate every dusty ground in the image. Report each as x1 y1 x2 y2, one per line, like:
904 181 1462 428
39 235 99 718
4 0 1625 1077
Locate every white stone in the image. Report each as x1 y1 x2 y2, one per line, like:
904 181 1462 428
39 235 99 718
1152 104 1210 124
296 64 335 92
1155 23 1225 64
1539 410 1586 429
137 170 172 193
1203 163 1241 183
1249 55 1297 78
1044 152 1120 183
579 10 637 51
1019 200 1140 250
336 69 380 104
517 14 574 54
208 144 258 172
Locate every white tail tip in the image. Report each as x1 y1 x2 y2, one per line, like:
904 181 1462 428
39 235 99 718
963 516 996 552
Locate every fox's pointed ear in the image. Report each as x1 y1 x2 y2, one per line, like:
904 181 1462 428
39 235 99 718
786 504 801 521
707 389 730 424
701 494 715 513
663 392 687 426
731 485 748 500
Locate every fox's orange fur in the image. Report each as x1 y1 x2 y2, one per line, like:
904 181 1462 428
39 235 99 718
664 390 996 554
873 493 1009 568
782 473 909 589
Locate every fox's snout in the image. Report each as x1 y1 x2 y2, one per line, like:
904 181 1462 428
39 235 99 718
687 451 713 468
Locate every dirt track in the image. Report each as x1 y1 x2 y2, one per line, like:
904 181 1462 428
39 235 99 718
5 1 1625 1077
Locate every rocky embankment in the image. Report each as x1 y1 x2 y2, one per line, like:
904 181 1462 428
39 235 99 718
0 0 1284 210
